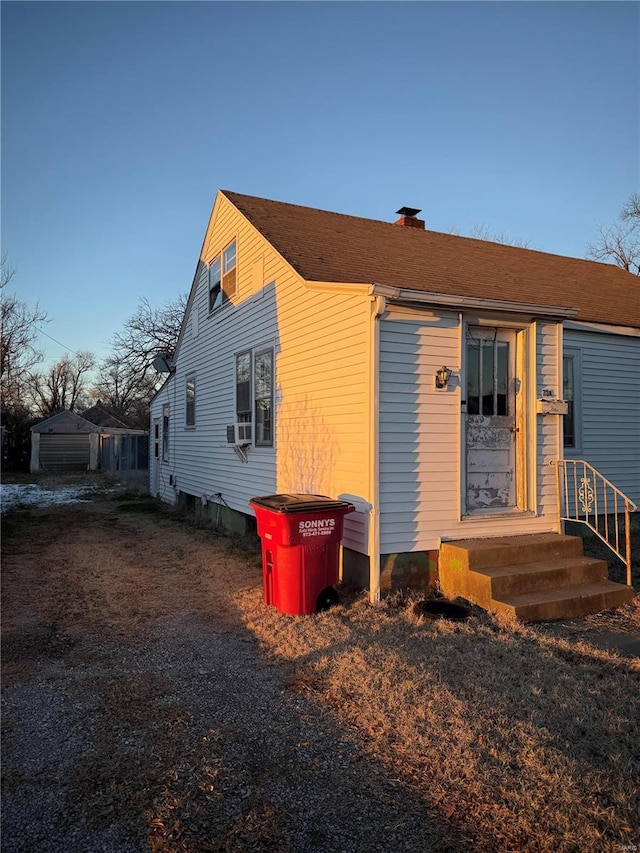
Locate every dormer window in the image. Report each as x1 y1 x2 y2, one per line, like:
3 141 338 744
209 240 237 313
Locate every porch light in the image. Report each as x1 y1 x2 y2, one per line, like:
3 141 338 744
435 366 452 390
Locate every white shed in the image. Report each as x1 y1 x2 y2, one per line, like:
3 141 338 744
31 411 101 472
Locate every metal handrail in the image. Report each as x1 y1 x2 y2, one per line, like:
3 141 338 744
550 459 637 587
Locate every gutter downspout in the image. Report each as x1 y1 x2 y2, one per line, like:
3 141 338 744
368 294 386 603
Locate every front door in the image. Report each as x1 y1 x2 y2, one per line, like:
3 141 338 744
465 327 519 513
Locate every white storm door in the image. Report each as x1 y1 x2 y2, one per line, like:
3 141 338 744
465 328 518 513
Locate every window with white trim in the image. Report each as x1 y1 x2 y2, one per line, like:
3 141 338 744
236 351 251 436
254 350 273 445
209 240 237 312
185 375 196 428
235 348 274 446
563 349 581 450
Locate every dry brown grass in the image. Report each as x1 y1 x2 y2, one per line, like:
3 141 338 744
237 587 640 853
2 479 639 852
1 492 261 644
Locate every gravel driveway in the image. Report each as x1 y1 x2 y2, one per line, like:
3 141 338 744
1 489 464 853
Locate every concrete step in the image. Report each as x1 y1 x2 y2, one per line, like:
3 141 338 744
474 556 609 600
440 533 583 572
438 532 635 621
493 580 636 622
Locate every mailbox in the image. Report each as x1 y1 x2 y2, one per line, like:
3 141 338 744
536 399 569 415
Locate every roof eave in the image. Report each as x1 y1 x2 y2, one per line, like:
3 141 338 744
381 286 580 319
305 281 377 295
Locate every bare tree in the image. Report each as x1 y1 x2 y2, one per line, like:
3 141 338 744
28 351 96 416
468 223 532 249
446 224 532 249
621 192 640 221
586 193 640 274
1 252 15 290
92 293 187 426
1 253 49 410
110 295 186 369
90 359 158 426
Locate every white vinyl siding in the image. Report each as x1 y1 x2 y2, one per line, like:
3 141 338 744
165 299 279 512
378 312 560 554
563 327 640 504
378 313 460 553
151 197 283 510
150 193 371 535
273 276 371 556
534 321 563 518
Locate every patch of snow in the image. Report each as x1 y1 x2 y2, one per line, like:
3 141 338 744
0 484 94 513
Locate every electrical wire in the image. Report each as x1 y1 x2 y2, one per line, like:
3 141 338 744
33 324 92 358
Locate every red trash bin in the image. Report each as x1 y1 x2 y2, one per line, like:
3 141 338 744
249 494 355 616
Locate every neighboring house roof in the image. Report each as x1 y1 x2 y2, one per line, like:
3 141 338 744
81 405 130 429
223 190 640 328
32 411 100 434
32 410 148 435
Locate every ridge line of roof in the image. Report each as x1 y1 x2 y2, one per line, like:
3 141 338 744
221 189 393 228
220 189 624 270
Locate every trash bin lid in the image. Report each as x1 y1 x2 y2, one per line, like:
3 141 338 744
249 493 354 513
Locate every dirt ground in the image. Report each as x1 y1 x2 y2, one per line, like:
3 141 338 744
2 475 639 853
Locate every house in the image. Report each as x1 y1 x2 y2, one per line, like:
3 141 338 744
80 404 131 430
149 191 639 618
31 410 147 483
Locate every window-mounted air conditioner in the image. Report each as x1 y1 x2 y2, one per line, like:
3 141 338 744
226 423 252 446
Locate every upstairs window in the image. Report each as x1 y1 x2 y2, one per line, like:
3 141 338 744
208 257 222 312
223 241 237 298
185 375 196 427
209 240 237 312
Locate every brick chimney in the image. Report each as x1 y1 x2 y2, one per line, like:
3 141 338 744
394 206 425 229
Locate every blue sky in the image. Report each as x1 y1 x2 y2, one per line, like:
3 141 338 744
2 1 638 368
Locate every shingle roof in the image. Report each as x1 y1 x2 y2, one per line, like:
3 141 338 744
81 405 130 429
222 191 640 328
32 411 99 434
